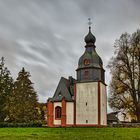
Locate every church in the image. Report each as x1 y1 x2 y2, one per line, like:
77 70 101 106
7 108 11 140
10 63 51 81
47 22 107 127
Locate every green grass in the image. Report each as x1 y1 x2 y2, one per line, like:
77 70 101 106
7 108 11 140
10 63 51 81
0 127 140 140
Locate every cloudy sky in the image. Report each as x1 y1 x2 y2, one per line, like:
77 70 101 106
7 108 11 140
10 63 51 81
0 0 140 109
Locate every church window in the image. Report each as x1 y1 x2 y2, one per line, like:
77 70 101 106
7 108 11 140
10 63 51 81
55 106 61 119
84 70 89 79
86 120 88 123
86 102 87 106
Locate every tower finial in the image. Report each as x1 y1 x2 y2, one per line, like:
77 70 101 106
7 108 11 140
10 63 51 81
88 18 92 30
85 18 96 45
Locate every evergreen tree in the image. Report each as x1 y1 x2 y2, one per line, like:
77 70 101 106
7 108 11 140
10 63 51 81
8 67 38 122
0 57 13 121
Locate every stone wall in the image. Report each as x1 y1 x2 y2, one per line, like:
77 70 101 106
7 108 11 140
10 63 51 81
108 123 140 127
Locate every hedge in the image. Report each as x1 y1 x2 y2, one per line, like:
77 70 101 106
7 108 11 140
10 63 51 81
0 121 43 127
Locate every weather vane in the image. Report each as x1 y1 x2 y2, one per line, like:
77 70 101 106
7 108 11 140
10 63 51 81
88 18 92 27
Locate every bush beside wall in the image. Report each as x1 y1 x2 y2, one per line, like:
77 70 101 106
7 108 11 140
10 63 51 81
0 121 42 127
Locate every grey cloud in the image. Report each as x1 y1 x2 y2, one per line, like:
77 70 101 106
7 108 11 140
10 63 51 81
0 0 139 106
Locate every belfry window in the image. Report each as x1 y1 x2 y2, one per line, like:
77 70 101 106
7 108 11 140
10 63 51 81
55 106 61 119
84 70 89 79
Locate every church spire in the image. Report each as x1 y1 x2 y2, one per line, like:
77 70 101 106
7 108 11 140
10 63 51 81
77 19 104 82
84 18 96 46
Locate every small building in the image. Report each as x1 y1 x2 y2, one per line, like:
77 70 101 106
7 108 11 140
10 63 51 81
47 23 107 127
107 112 119 124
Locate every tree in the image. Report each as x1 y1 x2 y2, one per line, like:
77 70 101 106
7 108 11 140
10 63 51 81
8 67 38 122
36 103 47 121
0 57 13 121
108 29 140 122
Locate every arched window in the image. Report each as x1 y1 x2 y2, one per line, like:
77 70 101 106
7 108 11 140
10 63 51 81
55 106 61 119
84 70 89 79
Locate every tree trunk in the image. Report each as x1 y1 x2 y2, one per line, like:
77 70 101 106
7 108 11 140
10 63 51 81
136 106 140 122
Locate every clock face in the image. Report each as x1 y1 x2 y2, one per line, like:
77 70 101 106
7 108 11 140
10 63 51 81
84 59 90 65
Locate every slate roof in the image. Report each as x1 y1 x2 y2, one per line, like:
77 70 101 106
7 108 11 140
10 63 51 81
50 77 75 102
77 26 103 70
84 26 96 44
107 112 119 122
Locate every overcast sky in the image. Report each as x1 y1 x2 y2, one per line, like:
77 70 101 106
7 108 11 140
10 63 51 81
0 0 140 111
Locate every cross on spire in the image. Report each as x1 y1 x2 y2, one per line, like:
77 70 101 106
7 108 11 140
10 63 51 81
88 18 92 27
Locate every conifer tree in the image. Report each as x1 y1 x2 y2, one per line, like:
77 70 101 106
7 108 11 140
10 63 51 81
0 57 13 121
8 67 38 122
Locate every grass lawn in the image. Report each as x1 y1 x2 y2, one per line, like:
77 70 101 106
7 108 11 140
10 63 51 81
0 127 140 140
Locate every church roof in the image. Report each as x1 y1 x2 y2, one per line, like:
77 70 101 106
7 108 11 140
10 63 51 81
84 26 96 45
107 112 119 122
78 47 103 69
50 77 75 102
77 26 103 70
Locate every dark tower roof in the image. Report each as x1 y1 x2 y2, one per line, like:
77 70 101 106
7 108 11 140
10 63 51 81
76 23 105 83
78 47 103 69
77 26 103 70
84 26 96 45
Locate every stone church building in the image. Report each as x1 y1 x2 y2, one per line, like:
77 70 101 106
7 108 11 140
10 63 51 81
47 24 107 127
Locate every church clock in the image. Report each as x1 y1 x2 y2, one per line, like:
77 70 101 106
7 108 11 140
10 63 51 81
84 59 90 65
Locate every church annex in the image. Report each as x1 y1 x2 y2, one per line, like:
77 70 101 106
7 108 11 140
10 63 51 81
47 23 107 127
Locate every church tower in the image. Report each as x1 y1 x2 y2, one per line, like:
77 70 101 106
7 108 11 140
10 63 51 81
75 20 107 126
47 20 107 127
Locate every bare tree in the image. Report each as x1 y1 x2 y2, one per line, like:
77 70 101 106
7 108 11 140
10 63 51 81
108 29 140 122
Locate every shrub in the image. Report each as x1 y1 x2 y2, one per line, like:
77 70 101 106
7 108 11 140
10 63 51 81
0 121 42 127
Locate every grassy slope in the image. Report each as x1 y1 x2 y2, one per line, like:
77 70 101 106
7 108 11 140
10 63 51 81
0 127 140 140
